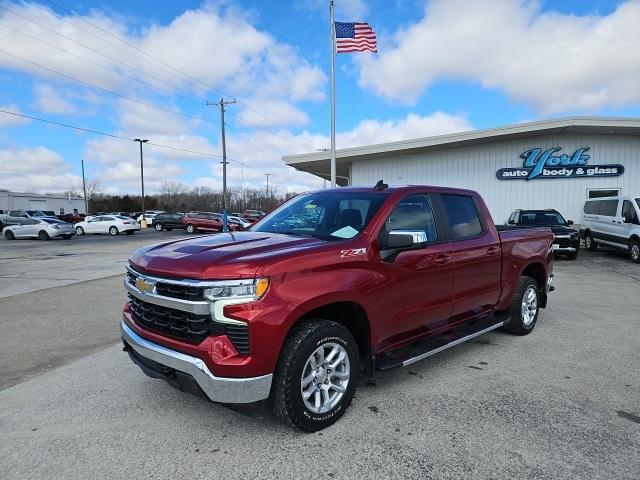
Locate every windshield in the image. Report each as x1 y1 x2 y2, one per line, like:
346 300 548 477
252 191 388 240
636 198 640 210
519 211 566 226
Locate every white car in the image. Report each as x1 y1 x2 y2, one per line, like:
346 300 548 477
136 211 164 223
228 215 252 230
3 218 75 240
75 215 140 236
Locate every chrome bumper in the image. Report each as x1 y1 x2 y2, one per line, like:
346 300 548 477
120 321 272 404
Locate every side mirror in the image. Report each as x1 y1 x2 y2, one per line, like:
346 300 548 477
508 219 516 225
566 220 574 225
386 230 428 249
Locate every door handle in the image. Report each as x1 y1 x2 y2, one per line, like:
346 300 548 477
434 254 451 265
486 246 499 256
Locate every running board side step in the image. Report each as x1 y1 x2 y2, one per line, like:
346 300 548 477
375 317 505 371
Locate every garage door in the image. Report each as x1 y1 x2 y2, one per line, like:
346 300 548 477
29 200 47 210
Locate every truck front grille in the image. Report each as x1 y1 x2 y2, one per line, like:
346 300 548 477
129 295 220 343
128 295 250 354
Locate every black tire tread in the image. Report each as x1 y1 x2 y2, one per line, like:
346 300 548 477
269 320 358 431
503 275 539 336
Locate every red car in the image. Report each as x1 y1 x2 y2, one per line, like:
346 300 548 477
242 209 266 224
181 212 237 233
122 185 554 431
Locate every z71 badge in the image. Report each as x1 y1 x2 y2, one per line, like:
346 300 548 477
340 248 367 258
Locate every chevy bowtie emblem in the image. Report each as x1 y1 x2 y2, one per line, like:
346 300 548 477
135 277 156 294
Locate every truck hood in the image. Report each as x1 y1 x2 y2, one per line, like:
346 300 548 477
129 231 327 279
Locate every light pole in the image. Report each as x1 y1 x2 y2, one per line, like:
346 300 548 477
134 139 148 224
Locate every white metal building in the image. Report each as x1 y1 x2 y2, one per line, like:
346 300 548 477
284 117 640 223
0 189 86 215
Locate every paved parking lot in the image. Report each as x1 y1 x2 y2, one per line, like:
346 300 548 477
0 236 638 480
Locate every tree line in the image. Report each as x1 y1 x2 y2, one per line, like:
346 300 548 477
86 180 297 214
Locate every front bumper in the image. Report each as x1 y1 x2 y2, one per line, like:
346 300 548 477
120 320 272 403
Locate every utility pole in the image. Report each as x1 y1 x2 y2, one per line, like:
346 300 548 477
133 139 148 225
265 173 272 198
207 98 236 232
81 159 88 214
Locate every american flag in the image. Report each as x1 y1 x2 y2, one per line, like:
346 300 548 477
335 22 377 53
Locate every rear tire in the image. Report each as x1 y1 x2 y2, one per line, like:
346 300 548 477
585 233 598 251
630 239 640 264
503 275 540 336
109 226 119 236
5 230 15 240
154 223 163 231
186 224 197 234
38 230 50 241
75 226 85 235
269 320 360 432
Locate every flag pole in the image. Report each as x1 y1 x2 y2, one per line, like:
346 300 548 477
329 0 336 188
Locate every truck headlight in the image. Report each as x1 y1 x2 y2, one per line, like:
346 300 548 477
203 278 269 302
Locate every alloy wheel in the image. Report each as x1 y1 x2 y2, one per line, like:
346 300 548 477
300 342 350 414
521 286 538 327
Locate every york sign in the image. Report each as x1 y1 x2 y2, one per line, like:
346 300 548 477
496 147 624 180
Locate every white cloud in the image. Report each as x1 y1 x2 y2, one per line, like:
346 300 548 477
0 3 326 126
34 83 77 114
0 146 81 192
237 99 309 128
0 104 30 127
357 0 640 113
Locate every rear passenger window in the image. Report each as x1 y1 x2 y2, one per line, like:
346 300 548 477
440 194 483 240
584 201 598 215
599 200 618 216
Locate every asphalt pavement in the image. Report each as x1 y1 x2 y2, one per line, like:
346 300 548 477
0 238 638 479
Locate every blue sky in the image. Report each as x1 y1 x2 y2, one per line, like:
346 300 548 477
0 0 638 194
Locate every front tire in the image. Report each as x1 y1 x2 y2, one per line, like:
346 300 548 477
186 224 197 234
585 233 597 251
503 275 540 336
38 230 50 241
75 226 85 235
109 226 119 236
154 223 163 231
269 320 359 432
5 230 15 240
630 239 640 264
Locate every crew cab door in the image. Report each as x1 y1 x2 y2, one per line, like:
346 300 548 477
375 193 454 348
434 193 502 324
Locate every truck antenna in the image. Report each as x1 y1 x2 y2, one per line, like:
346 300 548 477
373 180 388 191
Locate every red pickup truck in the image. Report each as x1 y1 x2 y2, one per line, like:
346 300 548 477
121 185 554 431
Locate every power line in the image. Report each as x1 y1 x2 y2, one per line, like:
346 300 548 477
37 0 303 144
0 108 294 184
0 20 205 106
0 48 218 125
0 2 208 105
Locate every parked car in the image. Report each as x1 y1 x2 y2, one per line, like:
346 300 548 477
121 184 554 431
181 212 238 233
57 213 86 224
242 209 266 223
3 218 75 240
227 215 252 230
136 211 165 224
152 213 186 231
580 195 640 263
507 209 580 259
0 209 55 229
75 215 140 236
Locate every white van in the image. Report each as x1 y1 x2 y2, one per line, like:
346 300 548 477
580 195 640 263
